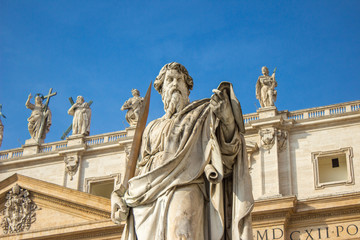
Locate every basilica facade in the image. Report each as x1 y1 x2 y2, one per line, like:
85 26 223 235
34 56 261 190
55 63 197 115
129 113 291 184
0 98 359 240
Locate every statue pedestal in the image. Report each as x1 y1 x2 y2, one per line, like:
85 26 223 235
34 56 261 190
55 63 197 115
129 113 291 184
126 126 136 137
66 134 85 147
23 138 44 156
25 138 44 145
257 106 278 119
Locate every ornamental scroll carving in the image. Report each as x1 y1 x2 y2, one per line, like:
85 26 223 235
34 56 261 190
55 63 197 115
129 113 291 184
64 154 80 180
1 184 38 234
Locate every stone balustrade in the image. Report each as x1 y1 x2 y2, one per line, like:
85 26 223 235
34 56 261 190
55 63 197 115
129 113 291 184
244 113 259 124
243 100 360 122
0 130 128 160
0 149 23 160
287 100 360 120
85 131 127 146
1 100 359 160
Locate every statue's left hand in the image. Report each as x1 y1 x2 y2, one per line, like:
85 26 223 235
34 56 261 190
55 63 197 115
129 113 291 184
111 191 129 224
210 89 236 142
210 89 234 125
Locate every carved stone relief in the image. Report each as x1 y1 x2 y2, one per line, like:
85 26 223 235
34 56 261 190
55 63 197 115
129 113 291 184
1 184 38 234
277 129 288 152
260 128 276 151
64 154 80 180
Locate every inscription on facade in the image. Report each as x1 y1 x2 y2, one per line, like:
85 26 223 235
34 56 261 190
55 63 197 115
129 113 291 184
255 223 359 240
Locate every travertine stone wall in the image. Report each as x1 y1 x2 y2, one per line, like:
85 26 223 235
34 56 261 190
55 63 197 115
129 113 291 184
289 122 360 200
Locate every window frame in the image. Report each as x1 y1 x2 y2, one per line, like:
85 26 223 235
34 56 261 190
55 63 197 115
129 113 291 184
84 173 121 196
311 147 354 189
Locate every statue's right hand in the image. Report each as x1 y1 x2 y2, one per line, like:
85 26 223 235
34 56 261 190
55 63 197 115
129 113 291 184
28 93 32 99
111 191 129 224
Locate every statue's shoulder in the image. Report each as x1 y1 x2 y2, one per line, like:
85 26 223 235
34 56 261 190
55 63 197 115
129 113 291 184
258 75 268 80
146 118 162 128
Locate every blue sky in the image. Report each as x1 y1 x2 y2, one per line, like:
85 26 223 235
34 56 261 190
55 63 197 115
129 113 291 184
1 0 359 150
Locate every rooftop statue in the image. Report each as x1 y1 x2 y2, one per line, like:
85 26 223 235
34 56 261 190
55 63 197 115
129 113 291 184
256 66 277 108
121 89 144 127
0 104 5 148
25 89 56 142
0 120 3 148
67 96 92 136
111 62 254 240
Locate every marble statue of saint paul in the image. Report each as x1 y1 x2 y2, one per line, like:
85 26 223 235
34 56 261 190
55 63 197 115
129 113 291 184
112 62 254 240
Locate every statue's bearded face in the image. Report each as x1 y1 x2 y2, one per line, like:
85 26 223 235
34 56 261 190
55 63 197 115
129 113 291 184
76 96 84 104
162 69 190 118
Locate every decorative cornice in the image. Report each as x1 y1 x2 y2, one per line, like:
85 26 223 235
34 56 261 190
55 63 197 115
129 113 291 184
252 211 288 222
0 174 111 213
32 192 110 219
0 219 122 239
289 207 360 223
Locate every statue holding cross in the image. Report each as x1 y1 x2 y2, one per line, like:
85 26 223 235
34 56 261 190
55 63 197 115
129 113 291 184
25 88 57 142
0 104 6 147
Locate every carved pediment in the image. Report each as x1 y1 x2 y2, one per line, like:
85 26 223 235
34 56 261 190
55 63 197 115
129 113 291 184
0 174 122 239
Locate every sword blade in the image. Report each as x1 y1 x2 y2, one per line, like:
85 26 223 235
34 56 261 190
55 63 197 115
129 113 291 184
123 82 152 188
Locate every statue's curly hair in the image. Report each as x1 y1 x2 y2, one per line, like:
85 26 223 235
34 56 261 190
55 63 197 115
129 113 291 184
131 89 140 96
154 62 193 94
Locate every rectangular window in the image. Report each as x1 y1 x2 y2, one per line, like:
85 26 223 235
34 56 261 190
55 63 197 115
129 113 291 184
89 180 114 199
312 147 354 189
84 173 120 199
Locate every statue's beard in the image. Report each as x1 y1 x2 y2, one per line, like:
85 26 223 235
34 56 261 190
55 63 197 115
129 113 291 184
163 89 189 119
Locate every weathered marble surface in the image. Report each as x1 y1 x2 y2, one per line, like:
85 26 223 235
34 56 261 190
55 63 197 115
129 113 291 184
256 66 277 108
68 96 92 136
121 89 144 127
112 62 253 240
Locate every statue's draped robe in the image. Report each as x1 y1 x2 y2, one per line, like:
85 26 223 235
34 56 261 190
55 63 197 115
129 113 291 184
26 103 51 139
122 96 144 127
69 103 91 135
122 85 253 240
255 75 277 107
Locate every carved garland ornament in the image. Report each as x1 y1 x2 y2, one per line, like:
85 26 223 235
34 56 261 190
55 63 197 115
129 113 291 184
1 184 38 234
